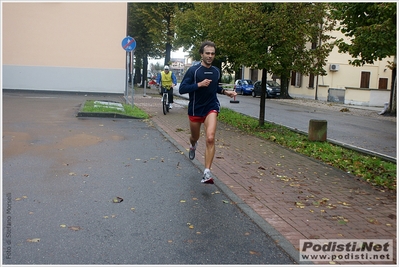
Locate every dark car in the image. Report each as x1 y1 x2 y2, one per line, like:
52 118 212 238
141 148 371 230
252 80 281 98
234 79 254 95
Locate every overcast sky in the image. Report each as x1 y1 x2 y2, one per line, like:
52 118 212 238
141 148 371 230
149 47 189 65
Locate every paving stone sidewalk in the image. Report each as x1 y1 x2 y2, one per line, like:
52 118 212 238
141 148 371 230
133 88 396 264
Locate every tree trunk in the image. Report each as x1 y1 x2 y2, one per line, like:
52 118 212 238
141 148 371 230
258 68 267 126
134 66 141 85
389 64 397 114
164 42 172 66
141 55 148 88
280 73 292 99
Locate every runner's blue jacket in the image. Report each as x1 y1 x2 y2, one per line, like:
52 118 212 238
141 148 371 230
179 64 224 117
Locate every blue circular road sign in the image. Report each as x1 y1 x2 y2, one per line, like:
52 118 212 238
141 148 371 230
121 36 136 52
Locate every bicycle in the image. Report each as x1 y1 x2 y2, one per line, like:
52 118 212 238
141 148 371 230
161 86 170 115
159 85 172 115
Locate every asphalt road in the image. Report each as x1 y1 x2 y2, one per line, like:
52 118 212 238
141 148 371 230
2 91 296 264
215 94 397 159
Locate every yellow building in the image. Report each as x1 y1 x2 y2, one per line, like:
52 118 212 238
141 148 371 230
244 30 393 107
2 2 127 93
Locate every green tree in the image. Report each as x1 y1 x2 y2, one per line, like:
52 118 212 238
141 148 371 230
174 3 334 125
127 3 161 87
128 3 192 87
331 2 396 114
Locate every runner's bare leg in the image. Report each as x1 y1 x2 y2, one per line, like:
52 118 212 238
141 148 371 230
203 112 218 170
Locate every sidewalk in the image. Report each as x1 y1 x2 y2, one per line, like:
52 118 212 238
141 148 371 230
134 87 396 264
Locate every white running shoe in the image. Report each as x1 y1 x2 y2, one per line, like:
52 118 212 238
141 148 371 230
201 170 214 184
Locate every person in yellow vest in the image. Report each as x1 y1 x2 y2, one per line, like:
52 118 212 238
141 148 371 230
156 65 177 109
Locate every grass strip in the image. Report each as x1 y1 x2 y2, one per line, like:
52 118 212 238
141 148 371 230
218 107 396 191
82 100 149 119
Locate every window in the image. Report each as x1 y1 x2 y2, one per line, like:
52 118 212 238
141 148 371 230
295 72 302 87
360 72 370 88
250 69 258 82
291 71 296 86
308 73 315 88
378 78 388 89
291 71 302 87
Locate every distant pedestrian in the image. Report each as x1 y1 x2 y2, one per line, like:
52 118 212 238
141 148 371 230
156 65 177 109
179 41 237 184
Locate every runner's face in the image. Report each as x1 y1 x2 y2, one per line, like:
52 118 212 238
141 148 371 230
201 46 215 66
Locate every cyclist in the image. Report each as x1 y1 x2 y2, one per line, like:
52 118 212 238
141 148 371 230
156 65 177 109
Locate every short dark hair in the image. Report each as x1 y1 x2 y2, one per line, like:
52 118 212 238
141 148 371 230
199 41 216 54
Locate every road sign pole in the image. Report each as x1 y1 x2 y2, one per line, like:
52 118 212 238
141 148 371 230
131 50 134 107
121 36 137 106
125 51 128 102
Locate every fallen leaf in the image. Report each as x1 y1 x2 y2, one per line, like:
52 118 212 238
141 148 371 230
249 250 261 256
27 238 40 243
60 224 67 228
367 218 381 225
222 200 229 204
189 225 194 229
68 226 82 231
112 197 123 203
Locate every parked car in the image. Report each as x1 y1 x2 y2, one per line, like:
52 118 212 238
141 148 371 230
234 79 254 95
252 80 281 98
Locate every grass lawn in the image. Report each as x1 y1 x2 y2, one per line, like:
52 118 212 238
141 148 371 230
81 100 149 119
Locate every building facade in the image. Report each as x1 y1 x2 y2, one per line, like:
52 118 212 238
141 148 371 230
244 30 393 107
2 2 127 93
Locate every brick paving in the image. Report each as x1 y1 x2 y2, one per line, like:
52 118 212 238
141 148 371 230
133 88 396 264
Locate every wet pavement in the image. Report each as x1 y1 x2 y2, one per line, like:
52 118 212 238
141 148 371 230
134 87 396 265
2 90 297 264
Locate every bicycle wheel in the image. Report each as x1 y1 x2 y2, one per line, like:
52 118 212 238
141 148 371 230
162 94 168 115
166 97 170 113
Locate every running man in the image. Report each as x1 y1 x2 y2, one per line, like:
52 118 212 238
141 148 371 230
179 41 237 184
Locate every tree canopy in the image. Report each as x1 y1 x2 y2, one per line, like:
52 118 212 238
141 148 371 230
174 3 335 124
331 2 396 66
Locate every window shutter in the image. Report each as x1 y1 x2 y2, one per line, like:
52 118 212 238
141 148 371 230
360 72 370 88
378 78 388 89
